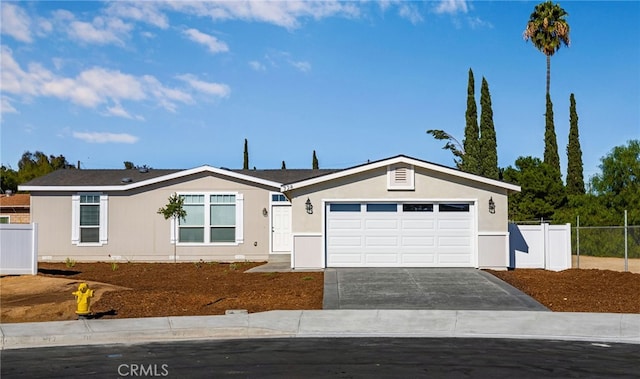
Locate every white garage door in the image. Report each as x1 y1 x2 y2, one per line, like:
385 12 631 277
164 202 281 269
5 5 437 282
326 202 474 267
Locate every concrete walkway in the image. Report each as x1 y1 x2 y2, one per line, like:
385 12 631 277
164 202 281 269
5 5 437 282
323 268 548 311
1 310 638 350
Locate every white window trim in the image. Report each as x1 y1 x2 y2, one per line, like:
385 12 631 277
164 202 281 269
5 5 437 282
171 192 244 246
71 193 108 246
0 215 10 224
387 164 415 190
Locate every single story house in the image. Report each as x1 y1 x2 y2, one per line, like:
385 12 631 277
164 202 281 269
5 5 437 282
0 193 31 224
19 155 520 270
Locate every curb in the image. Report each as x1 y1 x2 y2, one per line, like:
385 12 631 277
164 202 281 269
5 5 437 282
1 310 639 350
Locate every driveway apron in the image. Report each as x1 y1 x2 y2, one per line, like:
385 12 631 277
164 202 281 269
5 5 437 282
323 268 548 311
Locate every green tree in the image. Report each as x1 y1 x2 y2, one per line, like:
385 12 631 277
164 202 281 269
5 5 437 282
426 130 465 168
281 161 286 169
523 1 570 96
243 139 249 170
124 161 135 169
0 165 19 193
544 93 562 183
16 151 73 184
565 93 585 195
157 193 187 263
461 68 480 175
503 156 565 221
312 150 319 169
589 140 640 224
479 77 499 179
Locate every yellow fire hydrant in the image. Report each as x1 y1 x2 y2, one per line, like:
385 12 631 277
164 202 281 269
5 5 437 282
72 283 94 319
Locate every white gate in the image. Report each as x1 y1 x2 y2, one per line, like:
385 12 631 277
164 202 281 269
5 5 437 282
509 223 571 271
0 223 38 275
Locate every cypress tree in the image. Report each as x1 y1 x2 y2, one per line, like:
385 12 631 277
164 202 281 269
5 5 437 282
281 161 286 170
243 139 249 170
312 150 319 169
462 68 480 175
566 93 585 194
544 93 562 184
479 77 499 179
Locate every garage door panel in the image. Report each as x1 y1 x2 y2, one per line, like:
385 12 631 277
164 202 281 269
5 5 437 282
401 219 435 230
327 236 363 246
401 253 436 264
365 236 398 246
365 219 399 229
401 236 435 246
365 253 399 264
328 219 363 229
328 253 363 265
438 236 472 246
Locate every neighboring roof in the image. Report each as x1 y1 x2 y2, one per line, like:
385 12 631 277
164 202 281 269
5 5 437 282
19 167 341 192
282 155 521 193
0 193 30 208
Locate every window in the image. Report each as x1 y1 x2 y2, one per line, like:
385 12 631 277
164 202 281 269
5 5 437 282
72 194 108 245
0 216 9 224
403 204 433 212
271 194 288 202
176 193 243 244
366 203 397 212
329 203 361 212
439 203 470 212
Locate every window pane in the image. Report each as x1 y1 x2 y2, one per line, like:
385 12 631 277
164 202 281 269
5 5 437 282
403 204 433 212
181 204 204 225
80 205 100 226
439 204 470 212
0 217 9 224
80 227 99 243
181 195 204 204
80 195 100 203
211 227 235 242
329 203 361 212
366 203 397 212
211 204 235 225
211 194 235 204
179 227 204 242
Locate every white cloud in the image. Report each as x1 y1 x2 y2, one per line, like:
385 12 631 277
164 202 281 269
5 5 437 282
433 0 468 15
183 28 229 54
176 74 231 98
290 60 311 73
73 131 139 144
105 2 169 29
166 1 360 30
1 45 194 114
1 3 33 43
249 61 266 71
105 102 144 120
67 16 133 45
1 96 18 115
398 3 424 24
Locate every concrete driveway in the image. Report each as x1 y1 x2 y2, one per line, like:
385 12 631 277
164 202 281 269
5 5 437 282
323 268 548 311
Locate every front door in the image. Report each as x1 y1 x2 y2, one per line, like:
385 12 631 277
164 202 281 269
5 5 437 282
272 205 292 253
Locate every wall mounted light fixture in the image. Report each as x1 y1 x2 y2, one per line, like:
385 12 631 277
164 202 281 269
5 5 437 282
262 207 268 216
305 198 313 214
488 197 495 214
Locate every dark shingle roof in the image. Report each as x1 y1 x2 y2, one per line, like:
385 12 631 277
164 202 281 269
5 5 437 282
20 167 342 188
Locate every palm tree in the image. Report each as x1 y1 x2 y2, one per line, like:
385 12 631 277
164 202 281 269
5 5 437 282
523 1 570 95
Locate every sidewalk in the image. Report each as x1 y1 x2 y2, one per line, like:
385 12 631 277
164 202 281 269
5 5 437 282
1 310 639 350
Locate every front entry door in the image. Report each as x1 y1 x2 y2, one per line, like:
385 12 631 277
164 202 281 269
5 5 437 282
272 205 292 252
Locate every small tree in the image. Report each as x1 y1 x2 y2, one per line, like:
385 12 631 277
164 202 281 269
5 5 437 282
157 193 187 263
281 160 287 169
312 150 319 169
479 77 499 179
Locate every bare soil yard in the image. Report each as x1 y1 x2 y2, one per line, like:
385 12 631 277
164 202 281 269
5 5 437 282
1 259 639 323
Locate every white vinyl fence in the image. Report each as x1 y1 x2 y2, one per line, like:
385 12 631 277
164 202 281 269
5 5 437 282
509 223 571 271
0 223 38 275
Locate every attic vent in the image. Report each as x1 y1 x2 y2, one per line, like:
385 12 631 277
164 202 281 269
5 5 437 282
121 177 133 183
387 164 414 191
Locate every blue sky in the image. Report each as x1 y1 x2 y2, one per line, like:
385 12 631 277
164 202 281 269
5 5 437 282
1 1 638 183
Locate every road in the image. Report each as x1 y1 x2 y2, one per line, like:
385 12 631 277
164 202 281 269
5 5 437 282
2 337 638 378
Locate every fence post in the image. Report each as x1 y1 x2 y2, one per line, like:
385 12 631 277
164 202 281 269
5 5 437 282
624 210 628 272
576 215 580 269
